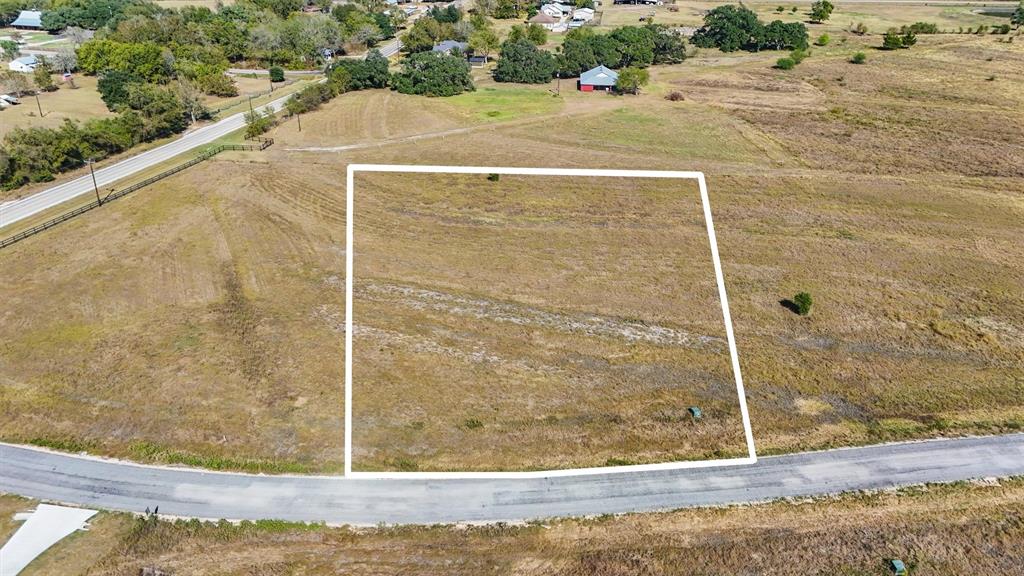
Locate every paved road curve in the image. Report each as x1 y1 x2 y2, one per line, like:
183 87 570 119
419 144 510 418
2 434 1022 525
0 94 296 229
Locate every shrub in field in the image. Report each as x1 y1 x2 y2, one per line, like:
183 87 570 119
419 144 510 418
816 33 830 46
901 22 938 34
850 22 868 35
850 51 867 64
793 292 813 315
775 57 796 70
487 173 500 181
269 67 285 83
665 90 685 101
790 48 809 64
882 29 912 50
244 110 274 138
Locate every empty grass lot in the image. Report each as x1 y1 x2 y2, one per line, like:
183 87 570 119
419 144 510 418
350 173 744 471
0 76 113 141
0 30 1021 472
5 479 1023 575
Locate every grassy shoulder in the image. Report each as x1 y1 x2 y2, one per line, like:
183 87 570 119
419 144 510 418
5 478 1022 575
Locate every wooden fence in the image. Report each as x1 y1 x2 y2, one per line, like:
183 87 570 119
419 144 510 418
0 138 273 250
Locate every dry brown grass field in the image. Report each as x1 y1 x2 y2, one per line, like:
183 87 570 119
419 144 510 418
351 173 744 471
0 29 1022 472
6 479 1023 575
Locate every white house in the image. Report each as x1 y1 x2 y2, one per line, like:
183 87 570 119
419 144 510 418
572 7 595 21
539 4 567 18
8 55 38 73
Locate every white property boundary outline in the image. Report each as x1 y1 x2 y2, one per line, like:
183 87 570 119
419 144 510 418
345 165 757 479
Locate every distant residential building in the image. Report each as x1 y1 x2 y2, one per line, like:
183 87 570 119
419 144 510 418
572 8 595 21
528 11 564 31
8 55 39 73
578 65 618 92
432 40 469 54
540 3 568 18
11 10 43 29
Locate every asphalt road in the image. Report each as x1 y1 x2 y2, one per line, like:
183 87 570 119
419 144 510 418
0 94 295 229
2 434 1022 525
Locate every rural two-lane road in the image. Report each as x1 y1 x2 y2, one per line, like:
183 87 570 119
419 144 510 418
0 94 296 229
2 434 1022 525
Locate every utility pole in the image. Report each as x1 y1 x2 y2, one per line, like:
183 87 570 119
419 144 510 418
34 93 43 117
296 113 301 131
248 95 254 117
556 72 561 95
268 72 274 92
87 160 100 205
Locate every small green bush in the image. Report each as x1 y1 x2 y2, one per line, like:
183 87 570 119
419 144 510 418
850 51 867 64
775 57 796 70
816 33 831 46
793 292 813 316
464 418 484 429
269 66 285 83
487 173 500 181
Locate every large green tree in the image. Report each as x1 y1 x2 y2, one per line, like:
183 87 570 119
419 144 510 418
493 39 556 84
609 26 656 67
615 66 649 94
692 4 763 52
391 51 474 97
809 0 834 23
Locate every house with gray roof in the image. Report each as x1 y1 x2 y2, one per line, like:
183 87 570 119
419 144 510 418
8 55 38 73
11 10 43 29
432 40 468 54
578 65 618 92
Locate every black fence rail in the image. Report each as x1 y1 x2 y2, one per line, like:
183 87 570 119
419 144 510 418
0 138 274 250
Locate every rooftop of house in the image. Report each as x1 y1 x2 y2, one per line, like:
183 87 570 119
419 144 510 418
529 12 558 23
580 65 619 86
11 10 42 28
432 40 469 53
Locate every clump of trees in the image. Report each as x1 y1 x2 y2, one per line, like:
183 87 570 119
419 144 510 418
1013 2 1024 27
692 5 808 53
391 52 474 97
1 80 196 188
556 25 686 77
284 49 390 117
493 39 556 83
488 23 685 85
400 5 469 53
